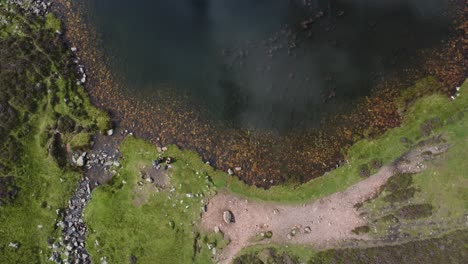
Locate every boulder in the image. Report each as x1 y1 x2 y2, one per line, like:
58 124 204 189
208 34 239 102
76 156 85 167
223 210 234 224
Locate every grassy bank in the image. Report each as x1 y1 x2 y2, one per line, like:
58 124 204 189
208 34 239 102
84 78 467 263
360 82 468 238
165 77 468 204
232 79 468 262
84 137 224 263
0 3 108 262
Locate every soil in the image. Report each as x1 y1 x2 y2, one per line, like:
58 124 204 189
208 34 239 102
200 138 451 263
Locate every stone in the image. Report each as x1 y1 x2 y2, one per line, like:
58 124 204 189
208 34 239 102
214 226 220 233
304 226 311 233
234 167 242 171
227 168 234 175
223 210 234 224
76 156 85 167
70 47 77 52
106 129 114 136
8 242 19 249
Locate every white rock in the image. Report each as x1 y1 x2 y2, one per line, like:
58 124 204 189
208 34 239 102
71 47 77 52
76 156 85 167
106 129 114 136
8 242 19 249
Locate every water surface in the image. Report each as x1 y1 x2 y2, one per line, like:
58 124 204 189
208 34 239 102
88 0 451 132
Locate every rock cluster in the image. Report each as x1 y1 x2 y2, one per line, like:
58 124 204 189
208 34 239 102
85 150 120 170
49 177 92 264
7 0 51 16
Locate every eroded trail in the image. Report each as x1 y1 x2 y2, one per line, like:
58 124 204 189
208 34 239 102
201 138 450 263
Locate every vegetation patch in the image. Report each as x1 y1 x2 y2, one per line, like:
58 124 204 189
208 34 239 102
351 225 370 235
84 137 223 264
397 204 433 220
0 3 108 263
308 229 468 264
382 173 416 203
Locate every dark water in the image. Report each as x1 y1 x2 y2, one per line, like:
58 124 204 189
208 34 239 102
87 0 451 132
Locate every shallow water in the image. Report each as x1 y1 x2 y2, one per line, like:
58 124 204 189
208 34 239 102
87 0 451 132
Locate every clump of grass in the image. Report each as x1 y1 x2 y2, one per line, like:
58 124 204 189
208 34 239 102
358 164 371 178
370 159 383 170
397 204 433 220
351 225 370 235
376 214 400 225
382 173 416 203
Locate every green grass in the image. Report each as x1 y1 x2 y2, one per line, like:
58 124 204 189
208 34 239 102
362 85 468 237
45 13 61 32
0 5 110 263
0 105 81 263
84 137 222 264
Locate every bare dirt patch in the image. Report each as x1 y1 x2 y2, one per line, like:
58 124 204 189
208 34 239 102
201 137 450 263
132 165 169 207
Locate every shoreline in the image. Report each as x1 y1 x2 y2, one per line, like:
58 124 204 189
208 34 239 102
52 0 467 188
